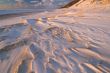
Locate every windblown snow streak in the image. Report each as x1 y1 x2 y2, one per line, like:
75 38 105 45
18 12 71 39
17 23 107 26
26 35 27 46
0 0 110 73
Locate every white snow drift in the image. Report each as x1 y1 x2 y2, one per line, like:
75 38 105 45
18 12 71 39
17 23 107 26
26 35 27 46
0 0 110 73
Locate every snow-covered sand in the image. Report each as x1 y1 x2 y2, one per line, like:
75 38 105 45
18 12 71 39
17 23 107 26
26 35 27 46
0 0 110 73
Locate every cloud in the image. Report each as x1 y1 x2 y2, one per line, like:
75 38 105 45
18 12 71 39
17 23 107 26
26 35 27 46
15 0 23 2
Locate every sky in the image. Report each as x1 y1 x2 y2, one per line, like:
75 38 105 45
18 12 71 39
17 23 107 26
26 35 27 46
0 0 71 4
0 0 39 4
0 0 16 4
0 0 72 9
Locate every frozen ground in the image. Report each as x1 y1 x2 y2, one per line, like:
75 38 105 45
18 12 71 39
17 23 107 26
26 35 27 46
0 0 110 73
